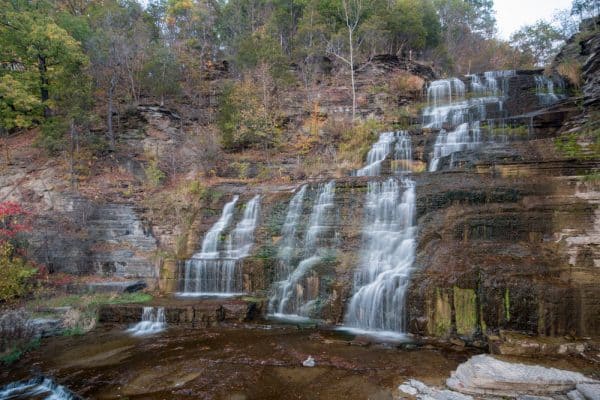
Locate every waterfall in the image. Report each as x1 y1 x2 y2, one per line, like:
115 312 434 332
181 195 261 296
0 377 80 400
277 185 307 275
425 71 515 171
127 307 166 336
269 181 336 319
344 179 416 333
198 195 239 258
535 75 563 106
355 131 412 176
342 131 416 336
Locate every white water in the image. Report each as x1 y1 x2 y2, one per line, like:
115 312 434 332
535 75 562 106
127 307 166 335
342 130 417 335
182 195 260 296
356 131 411 176
0 377 77 400
344 179 416 333
426 71 515 171
277 185 307 275
269 181 336 318
426 71 566 171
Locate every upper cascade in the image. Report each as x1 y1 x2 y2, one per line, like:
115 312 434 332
181 195 261 296
355 131 412 176
425 70 564 172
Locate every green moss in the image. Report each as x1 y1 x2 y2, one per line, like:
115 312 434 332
432 288 452 336
0 337 40 365
453 287 477 336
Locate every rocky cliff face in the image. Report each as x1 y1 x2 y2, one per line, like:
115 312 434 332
4 26 599 347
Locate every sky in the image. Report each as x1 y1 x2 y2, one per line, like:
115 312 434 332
495 0 573 39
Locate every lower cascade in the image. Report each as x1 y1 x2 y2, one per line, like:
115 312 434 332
269 181 336 319
182 195 261 296
0 377 80 400
127 307 166 335
344 178 416 334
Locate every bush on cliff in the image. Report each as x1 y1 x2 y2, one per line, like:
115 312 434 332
0 202 37 302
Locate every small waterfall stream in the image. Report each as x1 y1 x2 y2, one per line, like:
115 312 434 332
127 307 166 335
269 181 336 319
343 131 416 336
181 195 261 296
0 377 80 400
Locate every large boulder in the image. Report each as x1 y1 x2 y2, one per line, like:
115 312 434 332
446 354 598 397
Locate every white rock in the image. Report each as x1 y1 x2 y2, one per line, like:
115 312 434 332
398 379 473 400
576 383 600 400
446 354 598 398
302 356 315 367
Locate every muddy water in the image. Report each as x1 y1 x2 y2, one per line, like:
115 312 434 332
0 324 479 400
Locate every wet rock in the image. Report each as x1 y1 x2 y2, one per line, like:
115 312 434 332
30 318 64 338
68 280 147 294
446 354 598 397
398 379 473 400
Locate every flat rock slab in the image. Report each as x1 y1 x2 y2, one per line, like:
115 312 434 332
573 383 600 400
446 354 598 397
399 379 474 400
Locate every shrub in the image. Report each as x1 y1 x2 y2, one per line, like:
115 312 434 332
556 59 582 88
0 202 37 302
217 80 282 151
145 159 166 187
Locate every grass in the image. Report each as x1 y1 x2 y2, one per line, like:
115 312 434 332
26 292 153 311
0 338 40 365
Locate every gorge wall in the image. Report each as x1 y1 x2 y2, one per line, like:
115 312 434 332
2 23 599 345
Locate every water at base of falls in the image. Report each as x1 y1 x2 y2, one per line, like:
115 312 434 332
181 195 260 296
268 182 336 318
127 307 166 336
0 377 80 400
344 179 416 333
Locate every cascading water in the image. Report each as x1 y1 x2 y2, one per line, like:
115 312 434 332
181 195 260 296
342 131 416 336
0 377 80 400
356 131 411 176
276 185 307 273
269 181 336 319
426 71 564 172
535 75 563 106
425 71 515 171
127 307 166 335
344 179 416 334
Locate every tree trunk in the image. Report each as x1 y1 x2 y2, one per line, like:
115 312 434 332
38 55 51 118
107 75 116 151
69 120 76 190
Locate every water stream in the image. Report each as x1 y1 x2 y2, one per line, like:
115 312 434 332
127 307 166 336
181 195 260 296
343 131 416 336
269 181 336 319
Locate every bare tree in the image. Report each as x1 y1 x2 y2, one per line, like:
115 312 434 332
326 0 364 122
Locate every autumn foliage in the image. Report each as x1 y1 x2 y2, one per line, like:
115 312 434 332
0 201 37 302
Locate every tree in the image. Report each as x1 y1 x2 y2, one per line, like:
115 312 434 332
326 0 365 122
571 0 600 21
217 80 281 151
0 0 88 132
510 21 564 66
142 45 181 106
